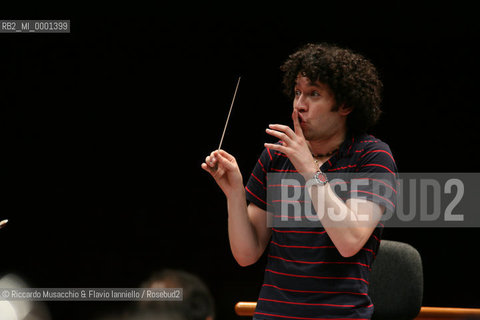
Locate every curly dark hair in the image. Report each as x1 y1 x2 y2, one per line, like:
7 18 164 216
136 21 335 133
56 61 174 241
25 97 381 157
281 43 383 135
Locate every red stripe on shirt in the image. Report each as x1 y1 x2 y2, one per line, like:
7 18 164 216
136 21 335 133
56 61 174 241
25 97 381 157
267 148 273 161
245 186 268 206
360 163 395 175
254 312 370 320
265 268 369 284
326 178 396 194
271 240 376 257
360 149 395 162
271 168 298 173
258 159 267 173
271 240 335 249
272 200 310 203
272 215 319 221
262 283 368 295
268 184 305 188
355 177 397 194
272 228 326 234
275 152 288 157
347 137 355 155
350 189 395 208
327 164 357 171
258 297 358 308
251 173 265 186
268 255 370 268
361 247 376 257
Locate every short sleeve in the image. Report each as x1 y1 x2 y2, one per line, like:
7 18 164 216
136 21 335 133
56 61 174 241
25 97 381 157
245 148 272 210
349 142 398 215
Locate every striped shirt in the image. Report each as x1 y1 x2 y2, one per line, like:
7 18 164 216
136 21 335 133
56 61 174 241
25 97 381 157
245 133 398 320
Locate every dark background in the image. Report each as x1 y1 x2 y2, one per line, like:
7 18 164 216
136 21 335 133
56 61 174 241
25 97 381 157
0 4 479 319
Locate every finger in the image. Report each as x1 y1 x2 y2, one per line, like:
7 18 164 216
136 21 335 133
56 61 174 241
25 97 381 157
201 162 212 172
210 151 217 162
217 149 235 162
205 155 217 168
201 162 216 175
202 161 224 180
266 128 291 143
215 150 237 171
264 142 288 154
292 109 304 138
268 124 295 139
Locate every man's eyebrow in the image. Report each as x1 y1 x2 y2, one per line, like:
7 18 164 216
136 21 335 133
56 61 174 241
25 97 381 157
294 81 324 89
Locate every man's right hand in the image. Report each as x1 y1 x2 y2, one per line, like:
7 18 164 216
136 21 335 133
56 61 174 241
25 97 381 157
201 149 244 199
202 149 271 266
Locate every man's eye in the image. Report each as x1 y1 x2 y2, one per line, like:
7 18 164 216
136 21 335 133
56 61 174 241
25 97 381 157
294 90 301 96
312 91 321 97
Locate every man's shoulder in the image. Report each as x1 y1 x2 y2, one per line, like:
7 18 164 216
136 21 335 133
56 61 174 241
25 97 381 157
349 133 397 171
352 133 392 153
254 144 292 169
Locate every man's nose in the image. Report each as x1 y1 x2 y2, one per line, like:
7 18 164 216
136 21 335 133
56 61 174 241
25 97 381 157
295 95 308 112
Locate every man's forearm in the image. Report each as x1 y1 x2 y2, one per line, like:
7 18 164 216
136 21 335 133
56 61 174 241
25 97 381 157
227 189 263 266
308 183 380 257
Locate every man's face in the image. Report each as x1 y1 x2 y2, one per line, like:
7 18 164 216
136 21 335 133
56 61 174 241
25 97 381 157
293 75 347 141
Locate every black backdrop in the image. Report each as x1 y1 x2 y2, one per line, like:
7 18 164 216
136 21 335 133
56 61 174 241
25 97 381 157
1 6 479 320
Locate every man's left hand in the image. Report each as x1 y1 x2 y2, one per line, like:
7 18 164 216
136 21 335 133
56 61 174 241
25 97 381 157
264 109 317 179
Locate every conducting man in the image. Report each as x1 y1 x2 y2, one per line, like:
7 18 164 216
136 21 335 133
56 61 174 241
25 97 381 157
202 43 397 320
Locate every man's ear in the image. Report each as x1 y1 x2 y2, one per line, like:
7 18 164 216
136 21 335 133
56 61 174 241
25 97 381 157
338 104 354 116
